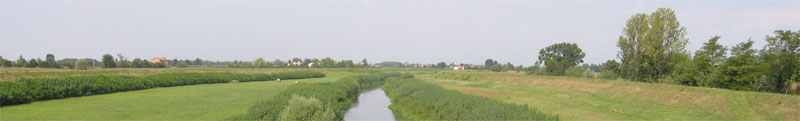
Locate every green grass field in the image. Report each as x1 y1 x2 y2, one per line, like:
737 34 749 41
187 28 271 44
422 70 800 120
0 70 353 120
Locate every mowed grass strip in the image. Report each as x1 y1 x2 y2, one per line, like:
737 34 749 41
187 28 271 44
0 72 352 120
423 71 800 120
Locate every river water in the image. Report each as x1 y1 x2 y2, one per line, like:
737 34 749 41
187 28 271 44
343 88 396 121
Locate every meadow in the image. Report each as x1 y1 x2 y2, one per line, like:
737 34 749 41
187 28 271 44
0 69 352 120
422 70 800 120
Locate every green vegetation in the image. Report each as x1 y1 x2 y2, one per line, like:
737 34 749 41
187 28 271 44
423 71 800 120
434 72 482 81
0 72 349 120
0 71 324 106
229 72 413 121
383 78 559 121
537 42 585 76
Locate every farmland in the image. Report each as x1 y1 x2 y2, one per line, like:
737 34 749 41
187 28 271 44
0 69 352 120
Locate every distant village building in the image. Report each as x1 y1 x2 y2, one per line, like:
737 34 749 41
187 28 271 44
307 63 314 67
453 65 466 70
292 61 302 66
150 57 169 64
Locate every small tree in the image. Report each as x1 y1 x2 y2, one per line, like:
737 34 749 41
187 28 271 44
14 56 26 67
75 59 89 70
101 54 116 68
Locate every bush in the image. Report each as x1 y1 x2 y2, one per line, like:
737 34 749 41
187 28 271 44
0 71 324 106
229 72 413 121
598 70 618 80
565 66 593 78
176 62 189 68
382 78 559 121
277 95 336 121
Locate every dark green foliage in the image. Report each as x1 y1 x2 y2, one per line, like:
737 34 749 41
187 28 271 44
228 72 413 121
0 71 324 106
102 54 116 68
565 66 593 78
0 56 12 67
716 40 761 91
14 56 25 67
382 78 558 121
485 59 498 68
761 30 800 93
24 59 38 68
537 42 585 75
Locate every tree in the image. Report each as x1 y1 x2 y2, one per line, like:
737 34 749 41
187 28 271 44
617 8 689 82
760 30 800 93
25 59 39 68
436 62 447 68
506 62 515 71
361 58 369 67
254 58 271 68
101 54 116 68
14 56 26 67
42 54 58 68
484 59 498 68
537 42 586 75
338 60 355 68
132 58 144 68
690 36 728 86
0 56 11 67
320 57 336 68
194 58 203 66
716 40 761 91
74 59 90 70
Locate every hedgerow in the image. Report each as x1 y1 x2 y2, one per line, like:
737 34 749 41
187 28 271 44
382 78 559 121
228 72 413 121
0 71 324 106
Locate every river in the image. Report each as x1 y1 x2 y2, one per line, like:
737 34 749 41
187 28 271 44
343 88 396 121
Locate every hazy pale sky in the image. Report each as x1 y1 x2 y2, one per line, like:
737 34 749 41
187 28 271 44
2 0 798 65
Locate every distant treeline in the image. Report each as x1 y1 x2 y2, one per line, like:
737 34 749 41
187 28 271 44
228 72 413 121
0 71 324 106
383 78 559 120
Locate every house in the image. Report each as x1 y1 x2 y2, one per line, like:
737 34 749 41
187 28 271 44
151 57 168 64
453 65 466 70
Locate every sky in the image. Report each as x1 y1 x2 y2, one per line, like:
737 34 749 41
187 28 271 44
1 0 799 66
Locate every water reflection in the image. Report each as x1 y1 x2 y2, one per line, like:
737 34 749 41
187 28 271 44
343 88 396 121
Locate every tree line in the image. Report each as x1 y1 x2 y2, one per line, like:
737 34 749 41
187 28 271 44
519 8 799 95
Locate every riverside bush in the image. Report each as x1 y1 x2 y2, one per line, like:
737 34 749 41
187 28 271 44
228 72 413 121
0 71 324 106
382 78 559 121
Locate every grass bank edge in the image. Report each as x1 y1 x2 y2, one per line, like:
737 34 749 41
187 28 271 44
382 78 559 121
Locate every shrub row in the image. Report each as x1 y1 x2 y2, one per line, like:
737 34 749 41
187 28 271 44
433 72 482 81
228 72 413 121
382 78 559 121
0 71 324 106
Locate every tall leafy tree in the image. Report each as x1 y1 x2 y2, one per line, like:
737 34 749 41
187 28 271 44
691 36 728 86
760 30 800 93
537 42 586 75
617 8 689 82
101 54 116 68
